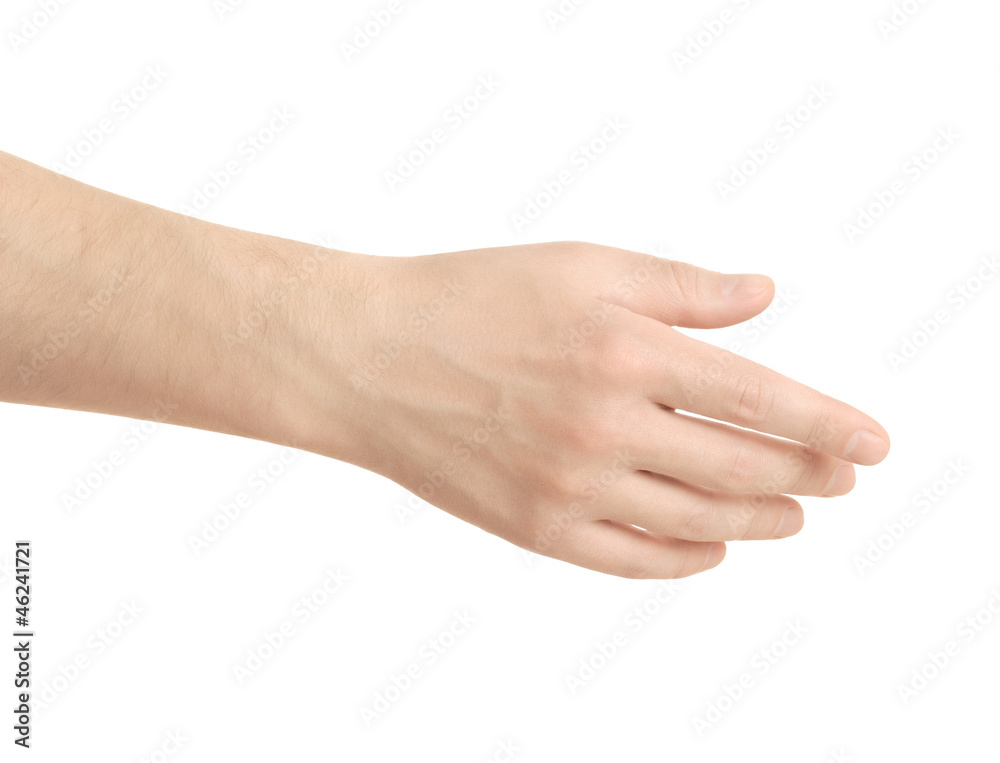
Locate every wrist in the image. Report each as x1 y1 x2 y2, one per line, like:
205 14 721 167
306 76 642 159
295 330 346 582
201 222 383 465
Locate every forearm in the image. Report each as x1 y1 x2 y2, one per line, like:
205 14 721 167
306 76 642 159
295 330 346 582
0 151 369 464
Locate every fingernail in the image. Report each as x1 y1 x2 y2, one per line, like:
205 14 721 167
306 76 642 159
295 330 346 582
822 465 856 497
843 429 890 465
772 505 802 539
722 273 771 299
703 542 726 569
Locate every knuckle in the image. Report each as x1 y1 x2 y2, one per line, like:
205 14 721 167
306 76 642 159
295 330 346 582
805 408 840 451
561 417 598 456
725 374 774 428
788 445 823 494
562 406 628 456
664 259 701 303
587 323 649 381
517 446 581 502
664 543 702 579
726 445 760 491
679 500 717 540
538 467 583 502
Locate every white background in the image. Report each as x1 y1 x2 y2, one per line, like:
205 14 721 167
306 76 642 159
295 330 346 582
3 0 999 760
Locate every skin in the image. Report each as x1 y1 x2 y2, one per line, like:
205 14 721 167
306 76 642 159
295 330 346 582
0 150 889 579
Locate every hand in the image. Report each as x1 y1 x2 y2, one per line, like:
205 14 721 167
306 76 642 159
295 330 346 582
305 241 890 579
0 152 888 580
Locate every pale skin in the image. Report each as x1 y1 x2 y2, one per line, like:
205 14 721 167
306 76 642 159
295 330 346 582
0 151 889 578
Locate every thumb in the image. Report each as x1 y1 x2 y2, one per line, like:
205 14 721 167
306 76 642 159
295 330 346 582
619 258 775 329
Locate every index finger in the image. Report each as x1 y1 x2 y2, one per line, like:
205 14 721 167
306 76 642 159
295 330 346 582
645 320 891 465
